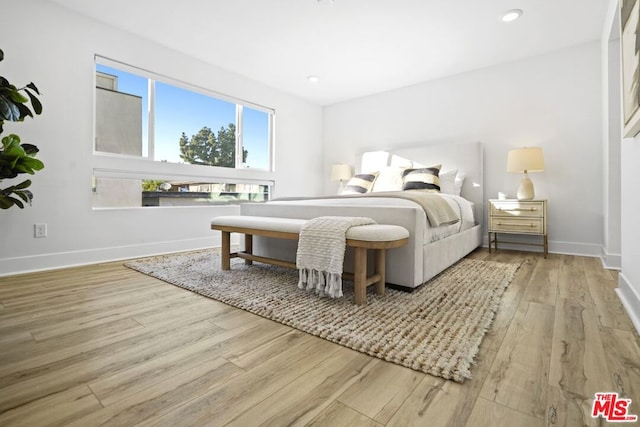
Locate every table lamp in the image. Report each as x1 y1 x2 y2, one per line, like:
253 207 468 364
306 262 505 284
330 164 352 193
507 147 544 200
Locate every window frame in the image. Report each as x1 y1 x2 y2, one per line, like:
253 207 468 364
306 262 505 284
92 55 275 209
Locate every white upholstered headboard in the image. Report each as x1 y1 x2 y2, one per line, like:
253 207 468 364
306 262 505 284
357 141 484 225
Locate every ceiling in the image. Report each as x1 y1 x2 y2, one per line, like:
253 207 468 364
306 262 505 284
47 0 608 106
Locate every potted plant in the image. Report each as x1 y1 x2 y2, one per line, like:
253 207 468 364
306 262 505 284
0 48 44 209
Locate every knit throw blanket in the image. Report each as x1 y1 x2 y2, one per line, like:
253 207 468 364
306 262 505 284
296 216 376 298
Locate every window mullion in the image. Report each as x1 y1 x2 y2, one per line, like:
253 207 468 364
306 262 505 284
268 113 274 171
236 104 243 168
148 79 156 160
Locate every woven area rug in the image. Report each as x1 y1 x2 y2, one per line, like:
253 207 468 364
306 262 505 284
125 250 519 383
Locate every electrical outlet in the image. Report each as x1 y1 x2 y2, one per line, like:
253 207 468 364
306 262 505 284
34 223 47 238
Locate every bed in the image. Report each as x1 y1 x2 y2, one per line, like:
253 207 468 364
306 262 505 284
240 141 484 289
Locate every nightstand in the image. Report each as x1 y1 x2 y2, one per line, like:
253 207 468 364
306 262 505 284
488 199 547 258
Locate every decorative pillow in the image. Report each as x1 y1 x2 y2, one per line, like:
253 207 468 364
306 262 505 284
342 173 378 194
439 169 457 195
454 172 466 196
402 165 441 192
371 166 405 192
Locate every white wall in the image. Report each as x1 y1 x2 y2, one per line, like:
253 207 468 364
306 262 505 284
602 0 640 334
602 37 622 270
0 0 323 275
619 136 640 332
324 43 603 256
601 1 623 271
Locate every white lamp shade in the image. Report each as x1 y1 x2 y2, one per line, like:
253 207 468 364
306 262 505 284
507 147 545 173
330 164 352 181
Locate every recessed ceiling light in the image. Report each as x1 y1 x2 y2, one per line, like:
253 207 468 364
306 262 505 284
501 9 523 22
307 75 320 83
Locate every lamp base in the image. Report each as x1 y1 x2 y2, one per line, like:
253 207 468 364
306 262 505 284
517 174 535 200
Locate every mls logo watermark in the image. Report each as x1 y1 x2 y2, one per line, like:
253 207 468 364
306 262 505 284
591 392 638 422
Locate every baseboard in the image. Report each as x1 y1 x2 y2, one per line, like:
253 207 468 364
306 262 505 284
616 273 640 335
481 236 601 257
0 235 608 276
600 246 622 270
0 236 228 277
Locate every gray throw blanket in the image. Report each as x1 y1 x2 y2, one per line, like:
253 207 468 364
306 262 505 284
296 216 376 298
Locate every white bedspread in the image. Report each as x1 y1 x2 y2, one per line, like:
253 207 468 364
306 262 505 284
268 193 475 244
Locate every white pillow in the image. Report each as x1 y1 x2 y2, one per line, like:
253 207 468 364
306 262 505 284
390 155 413 169
454 172 466 196
360 151 389 174
371 166 405 192
439 169 457 195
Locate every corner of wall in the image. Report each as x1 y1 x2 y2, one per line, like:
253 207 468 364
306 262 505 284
600 246 622 270
617 272 640 335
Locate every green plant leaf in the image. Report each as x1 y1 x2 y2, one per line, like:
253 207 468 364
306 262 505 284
0 165 18 179
14 189 31 203
12 163 34 174
10 158 22 170
0 95 20 121
26 82 40 95
2 133 21 148
21 144 39 155
24 89 42 115
7 195 24 209
0 194 24 209
0 196 14 209
15 191 28 202
9 91 29 104
22 189 33 203
21 157 44 171
3 139 25 155
5 145 26 158
0 49 4 62
13 179 32 190
16 103 33 120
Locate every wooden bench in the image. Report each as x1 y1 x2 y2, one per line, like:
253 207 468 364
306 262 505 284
211 216 409 305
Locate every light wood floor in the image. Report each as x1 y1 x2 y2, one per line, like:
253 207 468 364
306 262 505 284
0 249 638 426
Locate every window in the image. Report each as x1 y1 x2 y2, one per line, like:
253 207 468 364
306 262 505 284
95 59 273 169
93 57 274 208
92 176 271 208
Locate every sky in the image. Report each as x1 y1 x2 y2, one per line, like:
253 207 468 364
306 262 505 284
96 64 270 169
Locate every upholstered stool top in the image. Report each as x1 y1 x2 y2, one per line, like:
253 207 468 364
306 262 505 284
211 215 409 242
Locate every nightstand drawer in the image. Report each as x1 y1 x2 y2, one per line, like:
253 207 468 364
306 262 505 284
489 217 544 234
490 201 544 218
